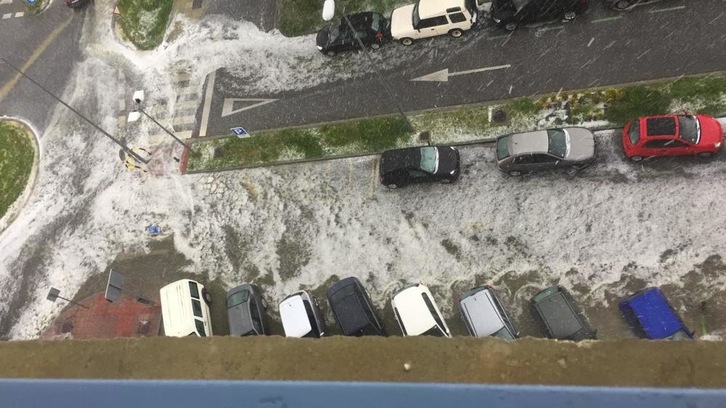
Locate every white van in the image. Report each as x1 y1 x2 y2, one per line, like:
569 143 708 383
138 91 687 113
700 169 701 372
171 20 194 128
390 0 478 46
159 279 213 337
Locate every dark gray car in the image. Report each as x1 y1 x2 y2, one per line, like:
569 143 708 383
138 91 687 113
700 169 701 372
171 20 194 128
530 286 596 341
496 127 595 176
604 0 658 10
226 283 268 336
326 277 386 336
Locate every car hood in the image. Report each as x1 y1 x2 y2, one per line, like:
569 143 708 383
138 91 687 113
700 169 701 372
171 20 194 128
697 115 724 146
564 128 595 162
435 146 460 175
390 4 416 39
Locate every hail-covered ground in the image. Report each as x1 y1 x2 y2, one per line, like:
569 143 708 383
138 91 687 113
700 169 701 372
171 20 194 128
1 1 726 340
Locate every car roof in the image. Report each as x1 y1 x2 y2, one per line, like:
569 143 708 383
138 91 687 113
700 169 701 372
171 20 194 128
327 278 372 334
507 130 549 156
534 290 583 338
279 292 313 337
392 284 437 335
620 287 687 339
380 147 425 174
418 0 467 18
459 288 505 337
644 116 677 137
226 284 254 336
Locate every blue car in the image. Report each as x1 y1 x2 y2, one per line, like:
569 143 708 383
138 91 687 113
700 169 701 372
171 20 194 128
619 287 693 340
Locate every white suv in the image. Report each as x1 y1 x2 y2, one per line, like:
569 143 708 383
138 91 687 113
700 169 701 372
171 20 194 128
392 283 451 337
390 0 478 46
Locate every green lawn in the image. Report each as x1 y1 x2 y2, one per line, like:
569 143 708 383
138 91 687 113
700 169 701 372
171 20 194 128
0 122 34 220
118 0 174 50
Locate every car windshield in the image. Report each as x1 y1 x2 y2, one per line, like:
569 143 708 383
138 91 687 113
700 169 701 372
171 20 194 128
328 23 346 42
226 290 249 308
412 3 420 28
496 137 510 159
370 13 383 31
547 129 569 158
678 115 700 144
492 325 515 340
419 146 439 173
421 325 446 337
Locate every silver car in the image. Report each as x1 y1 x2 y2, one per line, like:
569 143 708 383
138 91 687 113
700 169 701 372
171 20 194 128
495 127 595 176
459 286 518 340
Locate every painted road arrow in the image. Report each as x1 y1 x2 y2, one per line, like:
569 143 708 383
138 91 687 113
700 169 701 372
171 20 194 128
221 98 278 117
411 64 511 82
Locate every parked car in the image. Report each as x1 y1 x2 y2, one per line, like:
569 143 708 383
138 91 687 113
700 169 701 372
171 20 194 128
490 0 588 31
279 290 327 338
622 114 723 161
379 145 460 188
391 283 451 337
496 127 595 176
65 0 91 8
390 0 478 46
226 283 268 336
326 277 386 336
619 287 693 340
604 0 658 10
458 285 519 339
316 12 390 57
530 285 596 341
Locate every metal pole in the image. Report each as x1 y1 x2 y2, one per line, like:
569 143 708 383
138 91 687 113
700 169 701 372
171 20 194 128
136 106 193 151
56 295 89 309
339 12 414 132
0 57 150 164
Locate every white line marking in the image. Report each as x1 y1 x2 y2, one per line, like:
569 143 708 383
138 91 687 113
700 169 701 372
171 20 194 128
636 49 650 60
450 64 512 77
171 115 196 126
14 11 23 17
2 13 11 19
198 71 215 138
221 98 277 117
649 5 686 13
0 0 12 5
604 40 616 50
508 85 513 94
591 16 622 23
587 37 595 47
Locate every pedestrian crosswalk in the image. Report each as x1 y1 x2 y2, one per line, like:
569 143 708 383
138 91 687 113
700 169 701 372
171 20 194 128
1 0 28 19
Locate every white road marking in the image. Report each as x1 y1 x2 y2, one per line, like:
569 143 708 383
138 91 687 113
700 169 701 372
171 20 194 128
591 16 622 23
0 0 11 5
2 13 11 19
508 85 513 94
411 65 511 82
221 98 277 117
636 49 650 60
587 37 595 47
198 71 215 137
604 40 616 50
649 5 686 13
14 11 23 17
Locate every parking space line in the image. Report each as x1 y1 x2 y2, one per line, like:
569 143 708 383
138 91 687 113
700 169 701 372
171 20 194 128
0 0 12 4
649 5 686 13
587 37 595 47
591 16 622 23
14 11 23 17
2 13 11 19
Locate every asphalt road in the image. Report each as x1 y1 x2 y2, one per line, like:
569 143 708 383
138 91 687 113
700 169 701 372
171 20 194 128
0 0 85 132
199 0 726 135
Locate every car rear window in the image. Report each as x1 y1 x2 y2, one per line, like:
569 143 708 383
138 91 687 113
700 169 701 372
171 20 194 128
227 290 249 308
547 129 568 158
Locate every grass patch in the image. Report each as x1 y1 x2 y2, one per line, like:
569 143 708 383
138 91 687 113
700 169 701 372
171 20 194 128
279 0 407 36
118 0 174 50
188 73 726 172
0 121 34 219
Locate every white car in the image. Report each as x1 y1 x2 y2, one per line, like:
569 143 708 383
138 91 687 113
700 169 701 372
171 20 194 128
390 0 478 46
391 283 451 337
279 290 327 338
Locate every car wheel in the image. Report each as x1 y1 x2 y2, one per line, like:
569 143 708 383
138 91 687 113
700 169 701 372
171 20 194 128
371 43 381 50
401 38 413 46
202 288 212 305
629 156 644 162
508 170 522 176
261 297 268 309
449 29 463 38
563 11 577 21
325 50 336 57
387 183 399 189
698 152 714 158
504 22 518 31
614 0 631 10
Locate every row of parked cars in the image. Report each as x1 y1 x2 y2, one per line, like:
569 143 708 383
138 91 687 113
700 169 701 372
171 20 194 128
378 113 724 188
317 0 666 56
158 277 693 341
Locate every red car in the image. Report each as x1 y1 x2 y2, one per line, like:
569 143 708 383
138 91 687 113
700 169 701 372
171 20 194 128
622 114 723 161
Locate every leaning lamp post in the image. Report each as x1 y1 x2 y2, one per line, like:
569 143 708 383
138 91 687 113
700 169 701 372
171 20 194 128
321 0 414 133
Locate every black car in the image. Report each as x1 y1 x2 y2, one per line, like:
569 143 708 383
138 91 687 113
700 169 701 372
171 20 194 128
316 12 390 57
379 145 461 189
226 283 269 336
65 0 91 8
490 0 588 30
326 277 386 336
530 286 596 341
604 0 657 10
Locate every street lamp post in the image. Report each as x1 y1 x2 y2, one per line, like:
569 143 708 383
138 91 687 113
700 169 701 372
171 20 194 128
46 287 89 309
0 57 150 165
127 90 193 151
322 0 414 132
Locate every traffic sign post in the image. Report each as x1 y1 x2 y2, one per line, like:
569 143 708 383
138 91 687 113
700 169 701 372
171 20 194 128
230 127 249 138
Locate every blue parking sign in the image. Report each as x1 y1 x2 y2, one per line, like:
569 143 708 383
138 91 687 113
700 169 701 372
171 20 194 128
25 0 37 4
230 127 249 138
